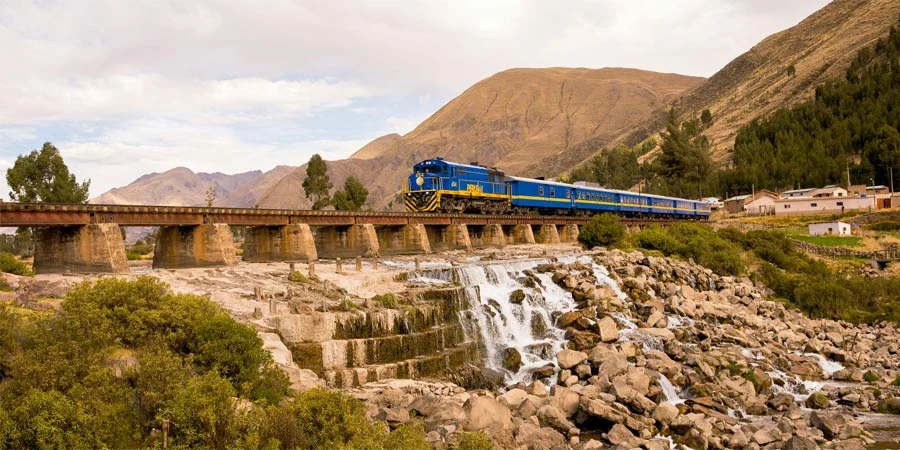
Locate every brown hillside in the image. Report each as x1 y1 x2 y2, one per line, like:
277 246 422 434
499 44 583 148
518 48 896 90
256 68 704 210
91 168 263 207
349 133 401 160
671 0 900 161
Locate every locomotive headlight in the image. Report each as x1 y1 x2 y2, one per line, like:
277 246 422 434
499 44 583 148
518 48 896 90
416 176 424 187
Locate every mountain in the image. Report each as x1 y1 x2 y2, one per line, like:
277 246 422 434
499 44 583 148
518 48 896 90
649 0 900 162
91 167 265 207
255 67 704 209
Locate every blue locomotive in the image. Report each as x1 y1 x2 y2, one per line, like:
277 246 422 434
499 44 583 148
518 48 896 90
404 158 710 219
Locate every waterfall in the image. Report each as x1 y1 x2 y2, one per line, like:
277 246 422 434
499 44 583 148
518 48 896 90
657 374 685 405
802 352 845 376
451 256 624 383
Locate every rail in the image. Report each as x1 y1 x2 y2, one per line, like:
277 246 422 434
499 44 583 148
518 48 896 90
0 202 673 228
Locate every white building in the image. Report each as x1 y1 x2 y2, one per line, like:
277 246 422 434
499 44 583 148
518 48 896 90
808 221 851 236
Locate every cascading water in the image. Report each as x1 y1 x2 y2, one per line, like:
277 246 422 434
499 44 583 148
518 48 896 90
657 374 685 405
451 256 625 383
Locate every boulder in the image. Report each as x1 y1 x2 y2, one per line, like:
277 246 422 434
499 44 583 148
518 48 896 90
809 410 849 439
375 407 410 428
529 380 548 398
652 402 679 425
752 426 782 445
536 405 575 432
514 423 567 450
556 311 582 329
509 289 526 304
408 396 467 423
784 435 820 450
606 423 636 446
498 388 529 409
502 347 523 372
805 391 830 409
463 396 513 432
557 349 588 370
597 316 619 342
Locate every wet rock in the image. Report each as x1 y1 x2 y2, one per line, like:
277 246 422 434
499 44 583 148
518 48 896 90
805 391 830 409
809 410 848 439
530 365 555 381
556 311 581 329
509 289 526 304
557 349 588 370
502 347 523 372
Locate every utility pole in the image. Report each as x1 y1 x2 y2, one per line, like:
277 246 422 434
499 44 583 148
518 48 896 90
846 165 852 190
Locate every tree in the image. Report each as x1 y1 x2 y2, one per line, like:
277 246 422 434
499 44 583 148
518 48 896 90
332 176 369 211
649 110 712 198
6 142 90 203
205 185 216 207
700 109 713 128
302 154 332 210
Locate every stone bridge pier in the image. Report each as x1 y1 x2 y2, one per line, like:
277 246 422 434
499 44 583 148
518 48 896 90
503 224 535 245
153 224 237 269
242 224 317 262
533 224 560 244
33 223 129 274
424 224 471 252
314 224 379 259
468 224 506 248
559 224 580 243
375 224 431 256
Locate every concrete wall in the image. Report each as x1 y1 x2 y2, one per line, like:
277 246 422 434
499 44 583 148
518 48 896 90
809 222 851 236
33 224 128 274
505 224 535 245
153 224 237 268
377 224 431 255
468 224 506 248
243 224 317 262
533 224 560 244
775 197 874 216
559 224 579 243
315 224 379 259
425 224 472 252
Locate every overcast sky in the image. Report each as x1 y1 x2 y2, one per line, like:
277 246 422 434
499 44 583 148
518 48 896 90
0 0 830 200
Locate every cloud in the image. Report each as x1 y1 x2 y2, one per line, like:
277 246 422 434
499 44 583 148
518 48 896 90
0 0 831 199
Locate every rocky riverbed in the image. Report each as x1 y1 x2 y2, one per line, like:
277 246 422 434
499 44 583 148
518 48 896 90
5 245 900 449
350 249 900 449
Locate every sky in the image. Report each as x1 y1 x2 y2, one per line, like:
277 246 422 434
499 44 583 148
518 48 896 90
0 0 831 200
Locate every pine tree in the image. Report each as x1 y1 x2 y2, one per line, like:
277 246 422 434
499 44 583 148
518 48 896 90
302 154 332 210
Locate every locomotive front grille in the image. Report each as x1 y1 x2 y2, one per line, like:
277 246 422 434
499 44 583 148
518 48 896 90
404 191 439 212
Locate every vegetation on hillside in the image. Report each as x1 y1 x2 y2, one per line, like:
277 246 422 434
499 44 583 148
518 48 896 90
720 20 900 194
0 277 433 449
332 176 370 211
624 223 900 324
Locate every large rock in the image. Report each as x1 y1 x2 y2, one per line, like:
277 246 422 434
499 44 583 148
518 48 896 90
652 402 679 425
784 436 818 450
805 391 830 409
752 426 782 445
557 349 588 370
536 405 575 432
463 396 513 432
502 347 523 372
498 388 529 409
514 423 567 450
809 410 849 439
597 316 619 342
606 423 636 446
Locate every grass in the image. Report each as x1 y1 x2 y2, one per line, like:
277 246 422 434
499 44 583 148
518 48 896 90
792 235 863 248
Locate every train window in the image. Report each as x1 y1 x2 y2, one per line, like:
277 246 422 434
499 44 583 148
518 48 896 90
565 190 571 199
538 186 544 196
550 187 555 197
459 168 465 174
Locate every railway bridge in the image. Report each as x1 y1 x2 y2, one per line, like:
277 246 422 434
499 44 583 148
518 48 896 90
0 202 663 274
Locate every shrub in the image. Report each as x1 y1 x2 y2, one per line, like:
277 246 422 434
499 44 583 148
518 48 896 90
456 431 494 450
892 375 900 386
0 252 30 276
373 293 399 308
633 226 683 255
864 371 881 383
870 221 900 231
288 271 309 283
578 213 626 249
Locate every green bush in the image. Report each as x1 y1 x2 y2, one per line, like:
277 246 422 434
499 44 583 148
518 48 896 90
633 226 683 255
578 213 626 249
632 223 743 276
373 293 399 308
864 371 880 383
455 431 494 450
0 252 30 276
870 221 900 231
288 271 309 283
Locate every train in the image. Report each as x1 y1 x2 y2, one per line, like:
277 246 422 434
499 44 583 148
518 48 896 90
403 158 711 219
